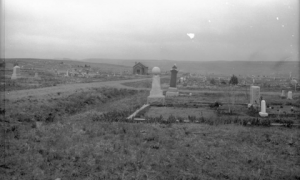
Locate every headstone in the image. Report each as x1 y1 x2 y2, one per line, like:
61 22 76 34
280 90 285 98
34 72 41 79
248 86 260 107
287 91 292 100
11 65 21 80
65 70 69 77
147 67 165 105
166 64 179 97
259 100 268 117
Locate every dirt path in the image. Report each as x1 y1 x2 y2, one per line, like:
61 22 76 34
4 77 296 102
4 78 151 101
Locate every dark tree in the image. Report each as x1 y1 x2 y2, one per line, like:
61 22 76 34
210 78 216 85
229 74 238 85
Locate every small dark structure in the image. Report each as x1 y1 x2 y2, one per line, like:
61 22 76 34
133 62 148 75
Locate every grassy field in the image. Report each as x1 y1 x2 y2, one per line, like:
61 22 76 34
123 79 299 93
1 87 300 179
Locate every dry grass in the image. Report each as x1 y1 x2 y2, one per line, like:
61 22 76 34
0 85 300 180
146 106 217 120
2 87 300 179
3 118 300 179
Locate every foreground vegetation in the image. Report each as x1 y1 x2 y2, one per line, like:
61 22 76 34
1 88 300 179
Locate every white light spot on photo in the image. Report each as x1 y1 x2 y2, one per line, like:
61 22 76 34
187 33 195 39
276 17 279 20
208 20 211 23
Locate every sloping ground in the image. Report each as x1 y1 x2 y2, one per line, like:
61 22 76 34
84 58 300 76
3 78 151 102
1 86 300 179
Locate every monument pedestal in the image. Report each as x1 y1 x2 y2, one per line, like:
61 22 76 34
11 74 21 80
259 112 268 117
147 68 165 106
11 65 21 80
166 64 179 97
166 87 179 97
147 95 165 105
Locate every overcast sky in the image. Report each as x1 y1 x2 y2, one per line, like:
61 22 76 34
4 0 299 61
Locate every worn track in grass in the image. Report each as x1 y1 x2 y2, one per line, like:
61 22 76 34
4 77 298 102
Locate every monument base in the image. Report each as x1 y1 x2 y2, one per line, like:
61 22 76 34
248 104 259 108
147 96 165 105
259 112 268 117
166 87 179 97
11 74 21 80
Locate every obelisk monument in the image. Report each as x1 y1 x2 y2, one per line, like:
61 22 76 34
147 67 165 105
166 64 179 96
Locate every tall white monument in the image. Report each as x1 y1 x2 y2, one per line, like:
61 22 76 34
11 65 21 80
147 67 165 105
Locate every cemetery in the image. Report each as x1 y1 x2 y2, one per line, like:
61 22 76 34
2 1 300 178
1 59 150 91
119 66 300 127
2 61 300 179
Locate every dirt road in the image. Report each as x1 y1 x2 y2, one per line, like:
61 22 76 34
4 78 152 101
4 78 292 102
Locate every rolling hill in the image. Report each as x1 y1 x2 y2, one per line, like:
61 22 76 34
83 58 300 77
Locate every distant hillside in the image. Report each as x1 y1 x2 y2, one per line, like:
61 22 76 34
4 58 132 73
83 58 299 77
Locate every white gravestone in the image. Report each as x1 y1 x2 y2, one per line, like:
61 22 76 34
248 86 260 107
287 91 292 100
65 71 69 77
34 72 41 79
259 100 268 117
280 90 285 98
147 67 165 105
11 65 21 80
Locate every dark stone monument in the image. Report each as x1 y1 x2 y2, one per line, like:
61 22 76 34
166 64 179 96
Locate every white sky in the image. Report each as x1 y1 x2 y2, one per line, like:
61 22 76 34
3 0 299 61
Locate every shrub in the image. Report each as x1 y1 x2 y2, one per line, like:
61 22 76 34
229 74 238 85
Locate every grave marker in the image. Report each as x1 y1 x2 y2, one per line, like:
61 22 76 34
11 65 21 80
147 67 165 105
280 90 285 98
34 72 41 79
166 64 179 97
259 100 268 117
248 86 260 107
287 91 292 100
